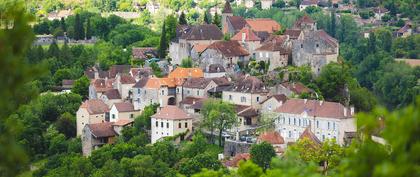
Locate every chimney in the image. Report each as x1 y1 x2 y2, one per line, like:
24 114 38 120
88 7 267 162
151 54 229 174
241 32 246 43
94 70 99 79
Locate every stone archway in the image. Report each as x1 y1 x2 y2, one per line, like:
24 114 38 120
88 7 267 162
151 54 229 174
168 97 176 105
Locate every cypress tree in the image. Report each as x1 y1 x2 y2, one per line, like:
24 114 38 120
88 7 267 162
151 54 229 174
179 12 187 25
330 11 336 37
85 18 92 40
47 40 60 58
204 11 211 24
213 12 221 28
368 32 376 53
74 14 84 40
35 45 45 62
60 17 66 32
159 21 167 59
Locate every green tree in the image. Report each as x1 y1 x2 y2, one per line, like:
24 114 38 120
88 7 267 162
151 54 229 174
47 40 60 58
203 10 211 24
159 21 167 59
150 140 179 167
316 63 355 104
74 13 85 40
330 11 336 37
55 112 76 138
86 17 93 40
237 160 263 177
178 153 222 176
71 75 90 99
368 32 376 53
181 57 193 68
250 142 276 170
60 17 66 32
179 11 188 25
212 12 221 28
166 15 178 42
201 99 236 147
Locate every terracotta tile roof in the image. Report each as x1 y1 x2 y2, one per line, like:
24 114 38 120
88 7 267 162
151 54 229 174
229 75 268 93
237 106 258 117
91 79 112 92
206 40 249 57
261 94 287 104
130 67 153 78
284 29 302 39
109 65 131 78
397 24 411 33
275 99 354 119
132 47 157 59
190 98 207 110
211 77 231 86
294 15 315 29
258 131 285 144
133 77 149 88
192 44 210 53
180 24 223 40
168 67 204 79
87 122 116 138
113 119 134 126
231 27 261 41
84 67 109 79
299 126 321 145
227 16 248 32
245 19 281 33
225 153 250 167
144 77 184 89
222 0 233 13
152 105 192 120
80 99 109 115
174 25 192 42
104 89 121 99
113 102 135 112
120 74 136 84
281 82 313 95
316 30 338 48
256 35 289 53
179 97 204 105
183 77 212 89
205 64 226 73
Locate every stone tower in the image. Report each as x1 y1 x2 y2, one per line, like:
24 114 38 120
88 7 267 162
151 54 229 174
222 0 233 33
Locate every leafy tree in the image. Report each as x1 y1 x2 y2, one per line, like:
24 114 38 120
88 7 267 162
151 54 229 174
203 10 211 24
55 112 76 138
45 126 67 155
166 15 178 42
350 87 378 112
47 40 60 58
179 11 188 25
237 160 263 177
181 132 208 158
273 0 286 8
212 12 221 28
250 142 276 170
71 75 90 99
375 28 392 52
178 153 222 176
120 155 171 177
150 140 179 167
150 61 163 77
159 21 167 59
368 31 376 53
201 99 236 147
181 57 193 68
85 17 93 40
91 160 124 177
60 17 66 32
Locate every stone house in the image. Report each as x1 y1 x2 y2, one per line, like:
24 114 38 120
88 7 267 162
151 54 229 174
115 74 136 100
255 35 291 71
222 75 269 109
373 7 389 20
169 24 223 65
200 40 250 72
291 15 339 75
260 94 288 112
109 102 141 122
257 131 286 155
84 66 108 80
231 26 263 57
129 67 153 81
274 98 356 145
179 77 231 102
81 120 133 156
396 23 412 38
299 0 319 11
132 77 149 110
151 106 193 143
131 47 158 61
76 99 109 136
204 64 227 78
271 82 313 97
99 89 122 107
88 78 114 99
261 0 274 9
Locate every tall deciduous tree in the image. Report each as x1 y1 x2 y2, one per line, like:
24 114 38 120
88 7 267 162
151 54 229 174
158 21 167 59
165 15 177 42
179 11 187 25
71 75 90 100
250 142 276 170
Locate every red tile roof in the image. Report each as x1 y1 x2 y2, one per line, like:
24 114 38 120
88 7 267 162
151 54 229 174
120 74 136 84
231 27 261 41
227 16 248 32
113 102 135 112
256 35 289 53
316 30 338 48
88 122 116 138
225 153 251 167
180 24 223 40
109 65 131 78
299 126 321 145
80 99 109 115
229 75 268 93
152 106 192 120
281 82 313 95
261 94 287 104
294 15 315 29
182 77 212 89
258 131 285 144
132 47 157 59
222 0 233 13
275 99 353 119
104 89 121 99
284 29 302 39
206 40 249 57
168 67 204 79
245 19 281 33
113 119 134 126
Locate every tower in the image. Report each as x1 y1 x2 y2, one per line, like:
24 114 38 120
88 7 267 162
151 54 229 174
222 0 233 33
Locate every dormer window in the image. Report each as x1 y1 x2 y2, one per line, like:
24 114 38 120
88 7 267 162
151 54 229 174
301 44 303 48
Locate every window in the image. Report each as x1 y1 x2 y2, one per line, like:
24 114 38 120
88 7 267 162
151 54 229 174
229 95 232 100
241 96 246 102
294 118 296 125
328 122 330 130
301 44 303 48
112 114 115 119
177 88 179 93
288 131 292 138
316 121 319 128
156 121 158 127
259 52 263 57
130 114 134 118
265 52 269 57
322 135 325 141
166 122 169 128
161 122 163 127
256 97 260 102
299 119 301 126
316 44 319 48
187 90 191 94
161 90 165 95
178 122 181 128
196 90 199 96
288 118 291 124
185 122 188 128
137 89 140 94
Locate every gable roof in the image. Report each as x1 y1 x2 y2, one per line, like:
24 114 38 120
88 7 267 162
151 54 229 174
133 77 149 88
80 99 109 115
143 77 184 89
109 65 131 78
84 67 109 79
222 0 233 13
206 64 226 73
113 102 135 112
227 16 248 32
168 67 204 78
182 77 212 89
180 24 223 41
206 40 249 57
256 35 289 53
152 106 192 120
294 15 315 29
275 99 353 119
258 131 285 144
120 74 136 84
87 122 116 138
280 82 313 95
192 44 210 53
132 47 157 59
261 94 287 104
211 77 231 86
231 27 261 41
130 67 153 78
299 126 321 145
284 29 302 39
225 153 250 167
245 19 281 33
229 75 268 93
397 23 411 33
104 89 121 99
316 30 339 48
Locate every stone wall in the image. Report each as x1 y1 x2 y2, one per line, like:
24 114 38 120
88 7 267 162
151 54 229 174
224 139 253 157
